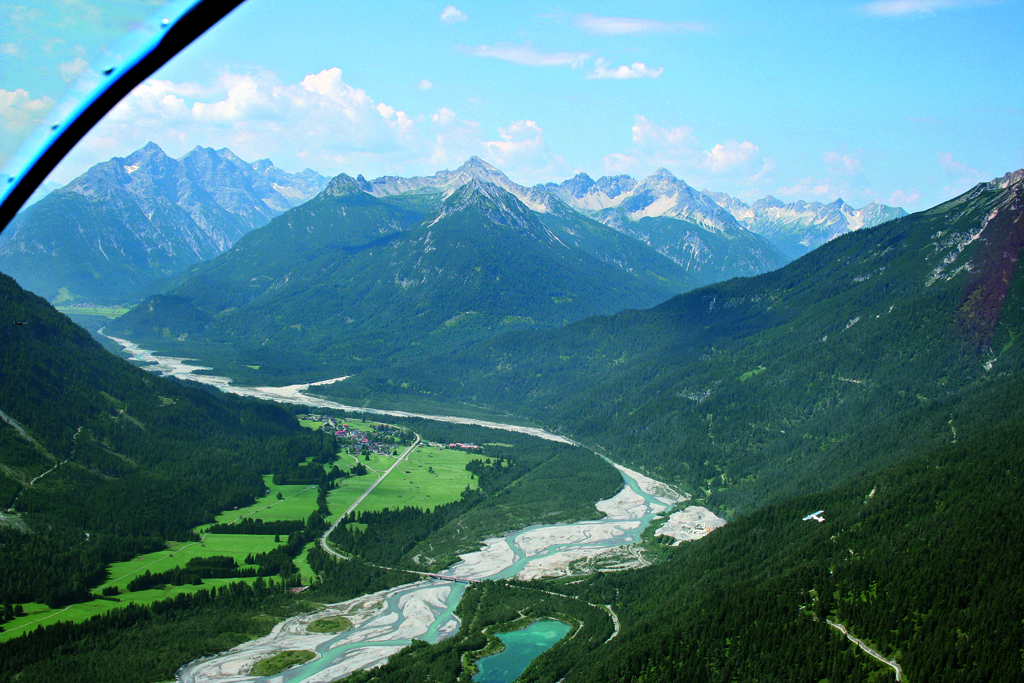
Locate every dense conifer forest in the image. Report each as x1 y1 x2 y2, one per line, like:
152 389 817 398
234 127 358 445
0 273 333 609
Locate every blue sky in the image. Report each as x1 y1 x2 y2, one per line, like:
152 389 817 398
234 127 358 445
4 0 1023 209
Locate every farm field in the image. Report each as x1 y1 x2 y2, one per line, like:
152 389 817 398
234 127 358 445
0 487 326 642
54 305 130 319
0 533 280 643
325 462 388 518
204 475 319 529
355 445 485 513
1 420 479 643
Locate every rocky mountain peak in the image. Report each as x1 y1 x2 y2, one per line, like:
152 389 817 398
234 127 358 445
458 156 499 172
635 168 696 197
991 168 1024 191
435 178 539 231
561 173 597 197
753 195 785 210
325 173 370 196
251 158 276 174
594 175 637 199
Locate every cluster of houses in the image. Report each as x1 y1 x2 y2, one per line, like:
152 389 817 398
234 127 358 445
423 441 484 452
298 414 404 457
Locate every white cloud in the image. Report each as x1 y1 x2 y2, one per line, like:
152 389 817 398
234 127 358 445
0 88 56 132
615 116 775 190
57 68 425 181
776 178 833 197
823 150 864 176
702 141 760 174
587 59 663 80
774 156 873 202
58 55 89 83
889 188 921 205
937 151 987 195
2 5 43 31
431 106 457 125
576 13 705 34
750 159 776 183
937 151 982 177
191 72 280 123
1 42 22 57
0 88 56 164
426 108 482 168
480 119 569 183
631 115 697 151
464 43 590 68
417 79 433 90
859 0 988 16
485 120 545 163
55 0 102 28
440 5 467 24
602 152 640 174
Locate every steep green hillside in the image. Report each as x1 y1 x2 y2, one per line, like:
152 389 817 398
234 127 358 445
0 272 333 608
321 171 1024 514
109 178 698 381
341 372 1024 683
562 374 1024 682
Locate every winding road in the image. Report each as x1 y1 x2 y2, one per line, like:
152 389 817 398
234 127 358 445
827 619 903 681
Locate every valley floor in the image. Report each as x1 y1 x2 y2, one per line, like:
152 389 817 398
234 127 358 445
100 334 711 683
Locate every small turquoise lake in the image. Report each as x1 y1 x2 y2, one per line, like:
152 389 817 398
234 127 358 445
473 620 571 683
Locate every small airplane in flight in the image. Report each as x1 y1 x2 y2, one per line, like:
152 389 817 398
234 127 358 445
802 510 825 523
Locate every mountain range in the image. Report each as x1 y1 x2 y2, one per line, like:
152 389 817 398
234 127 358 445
0 143 328 303
107 165 708 379
353 157 793 278
314 168 1024 512
0 145 904 312
106 154 848 382
546 168 793 278
705 190 907 258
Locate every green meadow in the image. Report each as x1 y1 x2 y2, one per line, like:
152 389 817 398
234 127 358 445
0 420 485 643
54 306 130 319
354 445 485 513
0 575 271 643
202 475 319 529
0 482 326 642
101 535 282 589
325 466 384 518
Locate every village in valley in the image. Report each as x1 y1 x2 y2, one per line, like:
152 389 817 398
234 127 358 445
296 414 483 457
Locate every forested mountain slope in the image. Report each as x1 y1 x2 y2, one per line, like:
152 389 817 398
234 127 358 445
352 374 1023 682
0 272 332 608
561 373 1024 682
320 169 1024 514
109 176 700 381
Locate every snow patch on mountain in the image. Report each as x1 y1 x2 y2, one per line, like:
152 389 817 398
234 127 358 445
549 168 743 234
704 191 907 258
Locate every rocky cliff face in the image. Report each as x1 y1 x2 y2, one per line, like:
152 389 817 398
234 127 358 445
0 143 327 303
